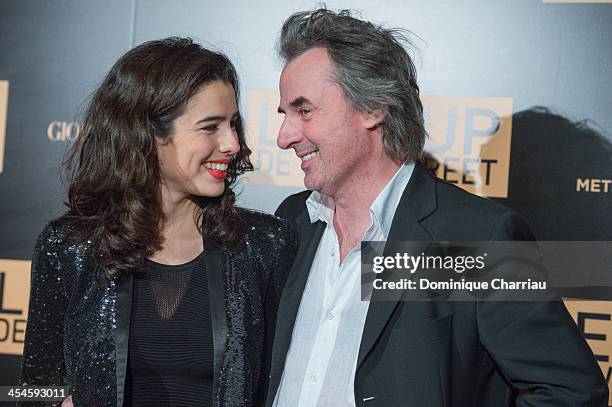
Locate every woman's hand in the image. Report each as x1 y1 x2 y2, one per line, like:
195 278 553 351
61 395 73 407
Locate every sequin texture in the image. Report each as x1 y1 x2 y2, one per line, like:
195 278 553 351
19 210 296 406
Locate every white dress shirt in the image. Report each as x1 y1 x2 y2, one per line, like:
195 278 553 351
273 164 414 407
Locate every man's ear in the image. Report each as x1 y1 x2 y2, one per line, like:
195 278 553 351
361 109 386 131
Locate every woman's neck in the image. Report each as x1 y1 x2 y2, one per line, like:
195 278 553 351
151 188 203 265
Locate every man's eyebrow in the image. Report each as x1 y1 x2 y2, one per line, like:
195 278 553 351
277 96 311 114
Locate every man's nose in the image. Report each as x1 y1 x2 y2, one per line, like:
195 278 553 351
277 118 301 150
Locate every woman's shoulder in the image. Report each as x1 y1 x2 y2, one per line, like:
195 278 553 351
36 216 71 246
238 208 291 231
31 217 76 278
35 214 92 255
237 208 296 248
235 209 296 280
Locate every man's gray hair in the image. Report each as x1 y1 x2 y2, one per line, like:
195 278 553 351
277 8 426 163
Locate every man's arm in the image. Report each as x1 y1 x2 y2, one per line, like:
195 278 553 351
478 211 608 406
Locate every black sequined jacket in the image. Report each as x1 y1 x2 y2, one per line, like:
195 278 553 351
19 210 296 407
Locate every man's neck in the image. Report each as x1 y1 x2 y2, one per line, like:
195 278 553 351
330 158 402 261
332 159 401 221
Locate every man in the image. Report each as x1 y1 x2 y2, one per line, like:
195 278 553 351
268 8 607 407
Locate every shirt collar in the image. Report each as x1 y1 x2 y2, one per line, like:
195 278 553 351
306 190 334 224
305 163 414 238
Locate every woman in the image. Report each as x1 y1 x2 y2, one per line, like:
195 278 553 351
19 37 295 407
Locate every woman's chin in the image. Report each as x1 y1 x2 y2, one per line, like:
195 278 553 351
193 185 226 198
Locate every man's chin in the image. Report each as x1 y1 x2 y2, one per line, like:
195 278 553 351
303 176 317 191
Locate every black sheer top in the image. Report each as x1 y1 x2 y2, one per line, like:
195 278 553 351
127 252 213 406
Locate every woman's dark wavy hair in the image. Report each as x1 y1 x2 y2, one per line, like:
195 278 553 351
64 37 253 279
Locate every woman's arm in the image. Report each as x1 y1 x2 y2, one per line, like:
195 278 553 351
264 218 297 335
18 221 69 406
261 219 297 398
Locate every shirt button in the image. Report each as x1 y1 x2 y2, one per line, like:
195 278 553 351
331 249 335 256
310 372 319 382
327 311 335 321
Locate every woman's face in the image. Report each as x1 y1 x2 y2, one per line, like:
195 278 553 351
157 81 240 199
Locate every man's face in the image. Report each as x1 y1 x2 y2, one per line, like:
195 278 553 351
277 48 376 197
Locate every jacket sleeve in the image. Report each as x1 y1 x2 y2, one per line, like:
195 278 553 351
264 218 297 325
477 211 608 406
261 218 297 402
18 221 68 407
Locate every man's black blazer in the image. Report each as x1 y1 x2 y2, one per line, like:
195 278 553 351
268 163 607 407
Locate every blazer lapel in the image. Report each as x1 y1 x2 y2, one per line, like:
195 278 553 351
267 210 326 406
357 164 438 369
115 273 133 407
205 239 227 405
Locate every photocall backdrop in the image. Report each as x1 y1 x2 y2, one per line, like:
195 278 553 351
0 0 611 402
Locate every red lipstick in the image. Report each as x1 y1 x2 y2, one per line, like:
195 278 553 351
203 159 231 180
